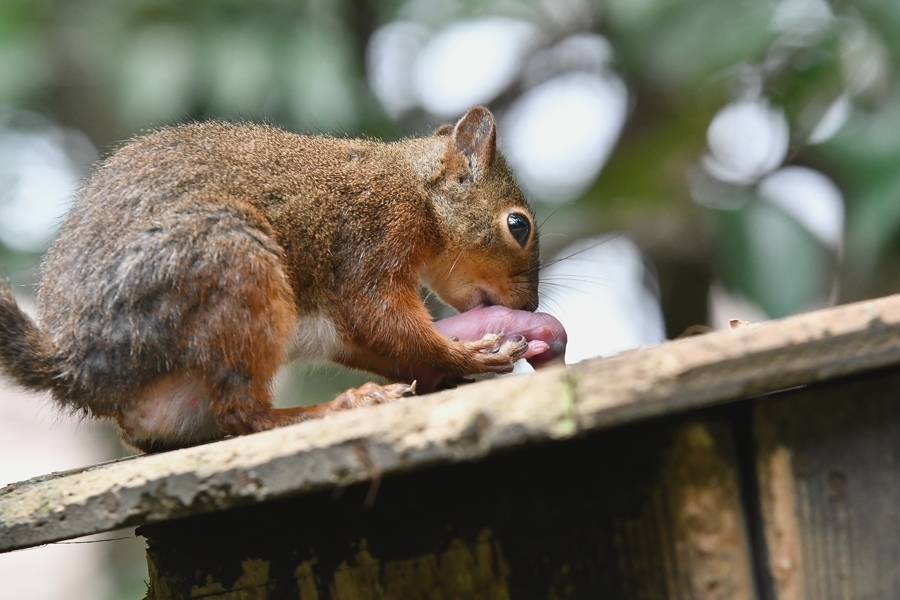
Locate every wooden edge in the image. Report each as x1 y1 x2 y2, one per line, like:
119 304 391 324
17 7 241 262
2 293 900 552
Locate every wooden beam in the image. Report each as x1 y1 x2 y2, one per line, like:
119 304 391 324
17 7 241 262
3 293 900 553
140 417 757 599
754 367 900 600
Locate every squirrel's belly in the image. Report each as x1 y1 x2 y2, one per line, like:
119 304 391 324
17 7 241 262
119 374 220 446
284 312 344 362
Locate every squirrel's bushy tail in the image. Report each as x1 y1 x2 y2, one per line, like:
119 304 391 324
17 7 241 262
0 279 64 394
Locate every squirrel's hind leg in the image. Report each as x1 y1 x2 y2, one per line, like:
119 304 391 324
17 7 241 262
189 245 413 437
114 201 303 448
116 202 416 449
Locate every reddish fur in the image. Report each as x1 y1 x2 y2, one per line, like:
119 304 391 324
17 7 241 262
0 107 542 452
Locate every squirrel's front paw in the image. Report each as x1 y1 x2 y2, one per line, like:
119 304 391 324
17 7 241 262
460 332 528 374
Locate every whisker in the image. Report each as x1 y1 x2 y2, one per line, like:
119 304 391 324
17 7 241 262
445 250 464 280
540 282 613 296
534 233 625 274
535 293 566 315
536 274 616 283
537 202 575 230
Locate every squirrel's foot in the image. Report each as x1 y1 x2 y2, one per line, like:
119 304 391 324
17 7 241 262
459 332 528 374
329 381 415 411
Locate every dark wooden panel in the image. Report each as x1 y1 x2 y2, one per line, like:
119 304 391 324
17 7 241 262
141 416 756 600
755 367 900 600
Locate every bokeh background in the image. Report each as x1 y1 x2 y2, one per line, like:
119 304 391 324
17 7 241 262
2 0 900 597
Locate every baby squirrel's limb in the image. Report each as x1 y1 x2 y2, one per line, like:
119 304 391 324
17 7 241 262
434 306 567 367
396 307 568 392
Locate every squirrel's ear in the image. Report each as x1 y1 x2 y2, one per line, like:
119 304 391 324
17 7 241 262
450 106 496 179
433 123 453 136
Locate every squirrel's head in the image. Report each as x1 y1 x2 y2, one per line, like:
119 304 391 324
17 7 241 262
422 106 540 313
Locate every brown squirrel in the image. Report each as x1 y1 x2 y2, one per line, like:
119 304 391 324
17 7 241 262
0 106 566 452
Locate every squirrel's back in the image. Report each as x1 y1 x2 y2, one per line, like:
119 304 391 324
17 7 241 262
28 122 442 415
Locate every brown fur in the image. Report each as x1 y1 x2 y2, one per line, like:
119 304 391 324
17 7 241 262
0 107 540 452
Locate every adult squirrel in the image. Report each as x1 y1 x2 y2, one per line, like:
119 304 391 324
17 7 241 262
0 106 566 452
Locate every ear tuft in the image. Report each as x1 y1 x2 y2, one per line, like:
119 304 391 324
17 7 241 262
451 106 496 179
433 124 453 136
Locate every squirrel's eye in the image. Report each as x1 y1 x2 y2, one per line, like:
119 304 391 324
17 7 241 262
507 212 531 248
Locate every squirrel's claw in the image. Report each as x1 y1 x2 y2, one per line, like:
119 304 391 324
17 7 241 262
330 381 414 411
458 332 527 374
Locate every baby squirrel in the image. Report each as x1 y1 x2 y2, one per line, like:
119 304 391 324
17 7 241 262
0 106 558 452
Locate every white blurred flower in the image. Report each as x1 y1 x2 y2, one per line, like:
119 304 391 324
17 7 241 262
504 71 628 203
367 21 430 118
841 19 890 96
757 166 844 249
412 17 540 117
771 0 834 44
807 93 851 144
702 98 789 185
537 235 665 362
0 111 96 253
522 33 614 89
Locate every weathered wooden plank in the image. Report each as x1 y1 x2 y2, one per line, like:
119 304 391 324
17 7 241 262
4 293 900 552
661 422 756 599
754 367 900 600
140 417 756 600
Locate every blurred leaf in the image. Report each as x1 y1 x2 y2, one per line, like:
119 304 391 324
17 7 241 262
285 23 360 131
844 170 900 281
586 102 711 207
810 95 900 296
115 24 199 128
854 0 900 58
203 25 280 118
0 32 51 104
611 0 776 92
715 199 831 318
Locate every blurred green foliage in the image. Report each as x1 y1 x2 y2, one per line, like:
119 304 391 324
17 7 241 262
4 1 900 596
0 6 891 349
2 0 898 325
1 0 899 349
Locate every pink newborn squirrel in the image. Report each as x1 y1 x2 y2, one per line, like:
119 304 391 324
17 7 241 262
409 306 568 393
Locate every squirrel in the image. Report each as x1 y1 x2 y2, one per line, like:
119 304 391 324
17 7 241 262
0 106 566 452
